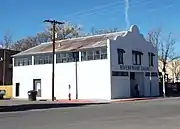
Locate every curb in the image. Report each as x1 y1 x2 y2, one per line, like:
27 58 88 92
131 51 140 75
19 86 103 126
0 101 110 113
111 98 157 102
55 99 110 104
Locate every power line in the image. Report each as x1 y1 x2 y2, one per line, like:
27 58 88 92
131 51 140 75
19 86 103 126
60 0 176 32
62 0 151 19
68 0 154 21
62 0 125 18
147 4 174 13
75 2 175 23
135 4 175 26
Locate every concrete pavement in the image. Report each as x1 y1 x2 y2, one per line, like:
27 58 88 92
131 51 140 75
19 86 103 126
0 97 174 112
0 99 109 112
1 97 180 129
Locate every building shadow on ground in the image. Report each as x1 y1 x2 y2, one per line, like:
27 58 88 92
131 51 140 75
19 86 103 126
0 103 109 112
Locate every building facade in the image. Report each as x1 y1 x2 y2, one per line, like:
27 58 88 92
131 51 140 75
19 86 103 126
0 49 19 85
12 25 159 100
159 59 180 83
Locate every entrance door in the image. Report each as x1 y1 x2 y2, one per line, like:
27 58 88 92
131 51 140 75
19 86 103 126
15 83 20 97
130 72 135 97
33 79 41 97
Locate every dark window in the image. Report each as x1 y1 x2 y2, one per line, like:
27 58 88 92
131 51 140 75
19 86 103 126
73 52 79 61
61 53 67 63
145 72 158 77
14 56 32 66
67 53 74 62
87 51 93 60
56 52 79 63
44 55 52 64
81 51 87 61
117 49 125 64
148 52 155 66
101 47 107 59
132 50 143 65
151 72 158 77
112 71 129 76
94 50 100 60
145 72 150 77
81 47 107 61
130 72 135 80
34 54 52 65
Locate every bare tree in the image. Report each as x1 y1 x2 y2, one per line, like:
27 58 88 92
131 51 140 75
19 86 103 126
11 36 39 51
147 29 179 96
0 41 3 48
11 22 83 51
2 32 13 49
46 22 82 40
147 29 178 75
36 32 51 43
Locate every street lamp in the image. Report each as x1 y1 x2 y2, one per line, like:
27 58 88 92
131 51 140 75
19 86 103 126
43 20 65 101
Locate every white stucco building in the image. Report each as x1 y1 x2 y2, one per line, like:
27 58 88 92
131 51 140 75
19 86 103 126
12 25 159 100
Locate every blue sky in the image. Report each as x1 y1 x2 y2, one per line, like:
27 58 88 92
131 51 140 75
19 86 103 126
0 0 179 45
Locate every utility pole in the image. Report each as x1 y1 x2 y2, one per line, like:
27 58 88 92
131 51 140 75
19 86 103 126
2 50 6 86
43 20 64 101
0 49 6 86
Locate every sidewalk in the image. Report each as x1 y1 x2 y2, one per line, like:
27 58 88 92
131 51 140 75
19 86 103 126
0 97 159 112
0 99 109 112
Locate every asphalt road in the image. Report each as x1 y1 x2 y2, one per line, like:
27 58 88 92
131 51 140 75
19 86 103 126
1 98 180 129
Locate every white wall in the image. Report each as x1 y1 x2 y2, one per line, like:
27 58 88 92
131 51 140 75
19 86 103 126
55 59 111 100
77 60 111 100
13 64 53 99
111 76 130 98
13 56 111 100
109 25 159 98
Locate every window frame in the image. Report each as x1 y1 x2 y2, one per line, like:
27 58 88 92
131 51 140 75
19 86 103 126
132 50 143 65
14 56 32 66
81 47 107 61
148 52 155 67
117 48 125 64
34 54 53 65
56 51 80 63
100 47 107 59
94 50 100 60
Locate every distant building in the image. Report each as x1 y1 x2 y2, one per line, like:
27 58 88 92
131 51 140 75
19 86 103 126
159 59 180 82
0 49 19 85
12 25 159 100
